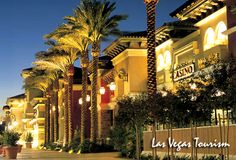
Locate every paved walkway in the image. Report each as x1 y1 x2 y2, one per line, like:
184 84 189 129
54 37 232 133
2 149 127 160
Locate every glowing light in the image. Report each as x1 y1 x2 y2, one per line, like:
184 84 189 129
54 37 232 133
204 27 215 51
18 102 24 107
99 87 106 95
52 106 56 111
12 121 18 127
22 119 27 123
8 125 13 130
215 21 227 45
157 54 165 71
164 50 171 67
86 95 90 102
79 95 90 105
190 83 197 90
79 98 83 105
215 90 225 97
161 91 167 97
69 150 74 154
109 82 116 91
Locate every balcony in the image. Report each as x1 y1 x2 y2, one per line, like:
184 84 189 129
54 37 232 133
204 44 228 59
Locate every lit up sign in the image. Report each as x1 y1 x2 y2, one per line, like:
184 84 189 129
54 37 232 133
173 63 195 81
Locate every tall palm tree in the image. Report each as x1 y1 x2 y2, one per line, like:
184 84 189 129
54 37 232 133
74 0 127 142
36 35 87 144
45 24 90 143
144 0 159 159
144 0 159 96
34 49 74 145
24 68 58 144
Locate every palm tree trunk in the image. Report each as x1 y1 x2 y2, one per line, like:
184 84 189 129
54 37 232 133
50 102 54 143
81 52 89 143
45 93 51 144
144 1 158 158
44 93 49 144
64 78 69 145
54 80 59 142
68 65 74 144
91 42 100 142
145 0 158 96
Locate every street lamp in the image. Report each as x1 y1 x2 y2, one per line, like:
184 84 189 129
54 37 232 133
79 98 83 105
79 95 91 105
99 87 106 95
109 82 116 91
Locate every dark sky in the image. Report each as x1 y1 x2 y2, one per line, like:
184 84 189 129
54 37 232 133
0 0 186 107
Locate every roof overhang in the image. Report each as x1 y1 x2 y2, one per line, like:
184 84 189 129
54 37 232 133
195 6 226 27
170 0 225 21
104 37 147 58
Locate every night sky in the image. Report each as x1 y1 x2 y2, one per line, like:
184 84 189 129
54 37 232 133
0 0 186 108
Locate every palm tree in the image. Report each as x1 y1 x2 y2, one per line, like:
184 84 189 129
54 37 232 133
24 68 58 144
34 49 74 145
36 32 89 144
144 0 159 158
45 27 90 143
74 0 127 142
144 0 159 95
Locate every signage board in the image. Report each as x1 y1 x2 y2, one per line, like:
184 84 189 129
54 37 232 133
173 63 195 81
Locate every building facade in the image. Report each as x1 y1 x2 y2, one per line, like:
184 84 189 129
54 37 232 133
100 0 236 157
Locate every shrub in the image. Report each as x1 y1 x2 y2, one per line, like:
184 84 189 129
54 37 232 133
80 139 90 153
70 129 81 152
0 134 3 145
62 144 70 152
43 142 62 151
175 155 191 160
162 155 170 160
111 125 136 158
163 155 190 160
3 131 21 146
200 155 221 160
25 132 33 143
78 139 114 153
89 142 101 153
141 153 160 160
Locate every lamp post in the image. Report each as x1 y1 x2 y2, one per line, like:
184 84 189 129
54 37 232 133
79 95 91 105
99 87 106 95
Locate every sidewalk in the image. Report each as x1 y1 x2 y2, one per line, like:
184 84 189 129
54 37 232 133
2 149 127 160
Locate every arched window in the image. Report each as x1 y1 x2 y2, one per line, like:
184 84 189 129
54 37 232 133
204 27 215 51
157 54 164 71
215 21 227 45
164 51 171 67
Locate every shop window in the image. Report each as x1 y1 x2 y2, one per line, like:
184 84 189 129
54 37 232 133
215 21 227 45
204 27 215 51
164 50 171 67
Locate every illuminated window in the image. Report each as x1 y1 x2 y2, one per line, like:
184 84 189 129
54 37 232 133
157 54 164 71
215 21 227 45
204 27 215 51
164 51 171 67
